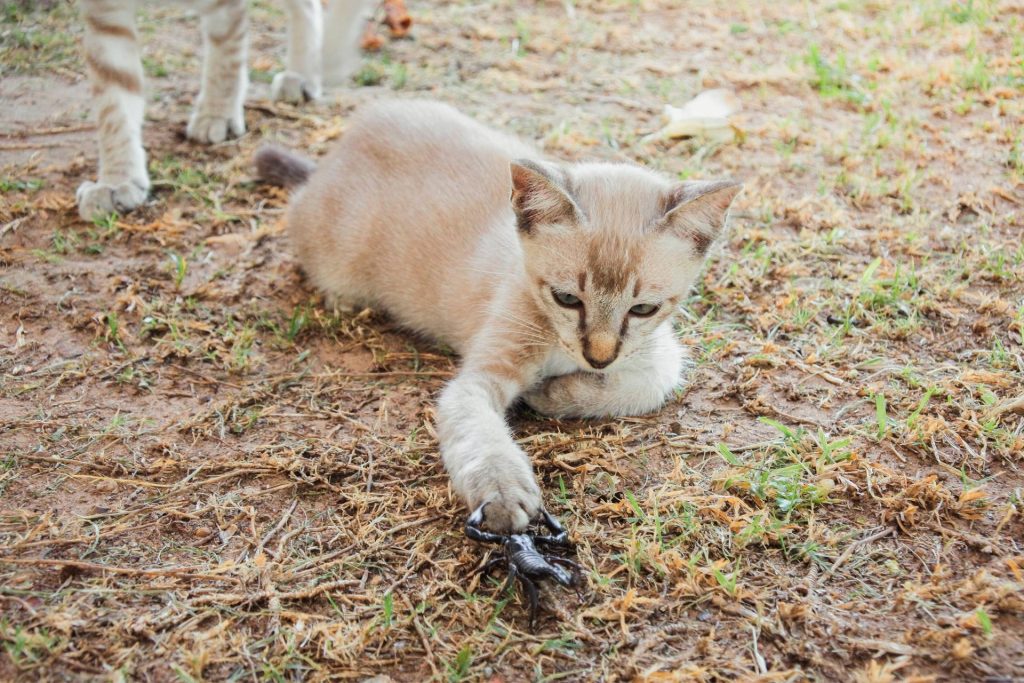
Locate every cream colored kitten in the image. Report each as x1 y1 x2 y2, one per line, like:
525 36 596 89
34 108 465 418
76 0 372 220
256 100 740 531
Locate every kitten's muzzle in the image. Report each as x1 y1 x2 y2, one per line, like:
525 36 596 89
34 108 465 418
582 333 619 370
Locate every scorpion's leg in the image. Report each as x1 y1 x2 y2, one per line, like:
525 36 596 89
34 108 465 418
533 509 570 546
465 503 508 545
498 561 520 596
476 555 505 577
548 556 584 574
546 557 587 600
518 573 541 631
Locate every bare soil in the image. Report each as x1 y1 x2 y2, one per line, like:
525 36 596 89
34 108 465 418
1 1 1023 681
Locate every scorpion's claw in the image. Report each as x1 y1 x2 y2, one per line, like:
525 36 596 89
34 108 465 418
465 503 507 545
540 508 564 533
467 502 487 527
534 508 571 546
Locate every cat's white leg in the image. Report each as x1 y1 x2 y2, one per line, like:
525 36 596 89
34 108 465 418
522 322 686 418
437 359 544 532
77 0 150 220
272 0 323 102
188 0 248 143
321 0 372 85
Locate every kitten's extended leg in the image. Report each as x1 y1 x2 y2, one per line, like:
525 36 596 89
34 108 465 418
77 0 150 220
521 322 686 418
271 0 323 102
187 0 248 144
321 0 373 85
437 336 545 532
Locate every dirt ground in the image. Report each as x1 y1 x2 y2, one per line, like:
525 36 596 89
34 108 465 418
2 0 1023 681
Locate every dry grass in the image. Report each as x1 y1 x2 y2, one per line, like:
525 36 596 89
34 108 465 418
2 0 1023 680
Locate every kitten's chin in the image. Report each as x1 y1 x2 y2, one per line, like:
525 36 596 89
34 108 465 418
574 356 617 374
554 346 611 375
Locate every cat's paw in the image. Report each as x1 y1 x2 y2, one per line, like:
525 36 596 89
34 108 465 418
459 450 543 532
76 179 149 220
322 64 357 87
271 71 320 103
521 382 568 417
521 373 590 418
186 110 245 144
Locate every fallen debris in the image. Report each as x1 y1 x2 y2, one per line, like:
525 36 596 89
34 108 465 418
642 89 742 144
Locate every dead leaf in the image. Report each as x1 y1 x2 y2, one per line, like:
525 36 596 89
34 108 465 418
642 89 741 143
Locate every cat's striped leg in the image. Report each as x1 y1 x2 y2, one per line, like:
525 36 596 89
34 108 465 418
77 0 149 220
321 0 373 85
188 0 248 144
271 0 323 102
521 322 687 419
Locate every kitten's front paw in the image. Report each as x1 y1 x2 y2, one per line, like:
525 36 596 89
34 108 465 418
186 110 245 144
521 382 566 417
521 373 587 418
271 71 320 103
459 450 542 532
76 179 149 220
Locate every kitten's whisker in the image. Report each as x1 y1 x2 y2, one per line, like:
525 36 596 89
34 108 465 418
464 266 516 277
498 318 548 336
494 323 549 340
492 312 551 339
494 310 546 327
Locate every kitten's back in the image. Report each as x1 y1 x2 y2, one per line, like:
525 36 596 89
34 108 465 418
284 100 537 349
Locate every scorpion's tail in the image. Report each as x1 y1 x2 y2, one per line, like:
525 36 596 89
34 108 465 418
254 145 316 189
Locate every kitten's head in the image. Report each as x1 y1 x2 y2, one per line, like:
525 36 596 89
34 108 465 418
510 159 740 371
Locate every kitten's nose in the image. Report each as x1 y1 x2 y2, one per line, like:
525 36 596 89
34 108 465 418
583 334 618 369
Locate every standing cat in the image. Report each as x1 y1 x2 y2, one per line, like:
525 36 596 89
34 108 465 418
76 0 372 220
256 100 741 531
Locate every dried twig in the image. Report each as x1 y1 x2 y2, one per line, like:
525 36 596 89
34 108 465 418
0 558 241 584
819 527 894 583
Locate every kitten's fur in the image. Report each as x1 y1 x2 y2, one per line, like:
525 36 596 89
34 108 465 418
257 100 741 531
76 0 372 220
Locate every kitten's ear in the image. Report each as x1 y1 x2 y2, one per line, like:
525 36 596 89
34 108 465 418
510 159 580 235
661 179 742 256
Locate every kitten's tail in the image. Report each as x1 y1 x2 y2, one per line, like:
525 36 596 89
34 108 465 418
254 145 316 188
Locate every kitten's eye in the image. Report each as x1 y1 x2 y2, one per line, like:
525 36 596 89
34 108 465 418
629 303 660 317
552 290 582 308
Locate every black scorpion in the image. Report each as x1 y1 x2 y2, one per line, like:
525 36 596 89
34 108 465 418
465 503 582 629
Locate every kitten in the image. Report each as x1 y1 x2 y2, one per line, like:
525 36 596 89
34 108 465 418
76 0 373 220
256 100 741 531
